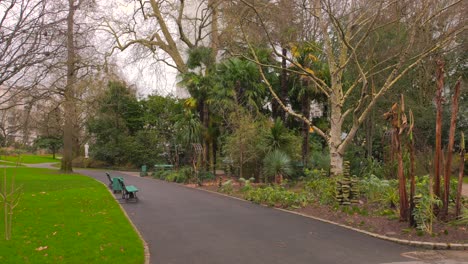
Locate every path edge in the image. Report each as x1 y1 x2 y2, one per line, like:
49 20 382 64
100 181 151 264
175 181 467 251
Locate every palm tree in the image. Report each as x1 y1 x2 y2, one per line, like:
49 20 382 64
288 42 329 168
178 47 218 173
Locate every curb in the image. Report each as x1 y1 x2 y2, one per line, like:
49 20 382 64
179 182 468 251
101 181 151 264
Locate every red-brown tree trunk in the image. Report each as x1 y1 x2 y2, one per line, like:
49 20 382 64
443 79 461 218
433 60 444 198
395 130 409 221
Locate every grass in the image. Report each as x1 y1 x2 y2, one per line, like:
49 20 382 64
0 167 144 264
0 154 60 164
0 160 24 167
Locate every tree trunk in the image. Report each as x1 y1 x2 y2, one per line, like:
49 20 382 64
280 47 288 123
455 133 465 217
366 110 374 158
409 133 416 227
442 79 461 218
301 94 311 167
61 0 76 173
434 60 444 198
395 130 409 221
329 93 344 176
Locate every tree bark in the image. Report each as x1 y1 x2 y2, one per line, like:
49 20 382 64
409 128 416 226
329 92 344 176
61 0 76 173
442 79 461 218
395 130 409 221
434 59 444 198
301 94 311 167
280 47 288 123
455 133 465 218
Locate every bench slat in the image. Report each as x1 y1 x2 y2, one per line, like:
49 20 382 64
126 186 139 192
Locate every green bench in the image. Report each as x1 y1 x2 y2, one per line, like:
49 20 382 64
106 172 123 193
117 178 139 201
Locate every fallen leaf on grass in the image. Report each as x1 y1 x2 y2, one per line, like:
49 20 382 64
35 246 48 251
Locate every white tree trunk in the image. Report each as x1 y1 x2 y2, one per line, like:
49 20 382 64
329 92 344 176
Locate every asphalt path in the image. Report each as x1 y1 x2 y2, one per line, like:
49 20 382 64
78 169 417 264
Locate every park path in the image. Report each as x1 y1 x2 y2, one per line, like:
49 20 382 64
77 169 418 264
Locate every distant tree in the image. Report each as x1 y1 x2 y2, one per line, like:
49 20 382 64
34 136 63 159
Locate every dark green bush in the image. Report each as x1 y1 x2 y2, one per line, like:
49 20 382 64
244 186 308 208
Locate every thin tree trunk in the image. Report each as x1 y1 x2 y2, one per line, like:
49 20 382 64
395 130 409 221
280 47 288 123
301 94 311 167
409 130 416 226
366 110 374 158
442 79 461 218
434 59 444 198
455 133 465 217
61 0 76 173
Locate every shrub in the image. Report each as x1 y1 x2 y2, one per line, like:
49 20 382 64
412 194 442 234
219 180 234 194
165 172 178 182
197 170 215 185
239 177 255 193
263 150 292 183
244 186 308 208
304 175 337 205
360 174 398 208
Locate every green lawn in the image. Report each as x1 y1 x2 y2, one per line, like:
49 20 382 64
0 154 60 164
0 160 24 166
0 168 144 264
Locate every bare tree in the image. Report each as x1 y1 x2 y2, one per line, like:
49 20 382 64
101 0 222 74
0 0 61 106
240 0 466 176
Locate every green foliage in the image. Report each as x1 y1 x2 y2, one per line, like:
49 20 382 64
244 186 308 208
239 177 255 193
308 150 330 172
412 194 442 234
451 206 468 226
262 150 293 183
360 175 398 208
219 180 234 194
224 112 266 178
303 172 337 205
33 136 62 158
358 157 385 179
259 119 298 156
197 171 215 186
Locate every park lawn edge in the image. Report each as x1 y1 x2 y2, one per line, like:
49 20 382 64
0 167 145 264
